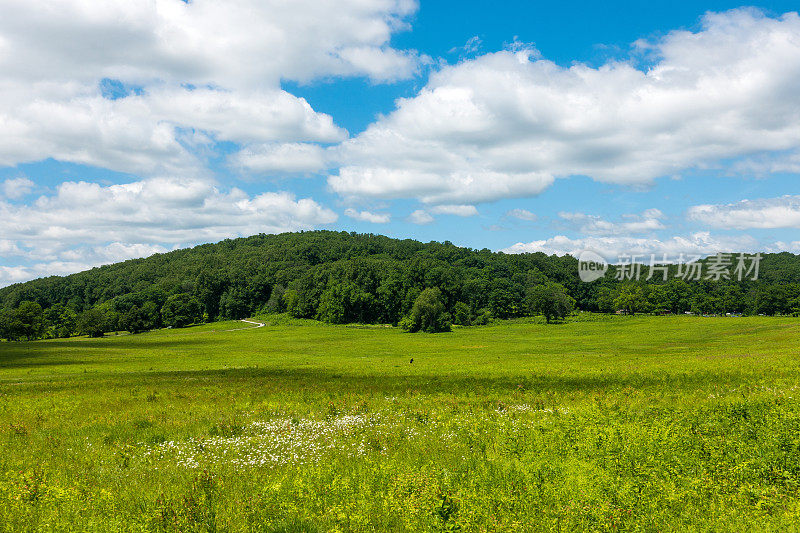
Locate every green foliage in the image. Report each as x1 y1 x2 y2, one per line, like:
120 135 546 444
120 302 160 334
77 307 114 337
527 282 575 322
3 231 800 341
316 286 347 324
43 303 78 338
472 308 493 325
263 284 286 314
401 287 451 333
0 232 578 340
219 287 251 320
285 272 324 319
161 294 202 328
0 308 22 341
451 301 472 326
194 269 227 320
596 286 618 313
614 284 648 315
11 301 46 341
317 282 379 325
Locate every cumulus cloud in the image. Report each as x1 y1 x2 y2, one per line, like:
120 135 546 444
0 177 337 244
0 85 346 176
429 204 479 217
502 232 760 261
0 0 419 175
402 204 478 224
0 242 173 287
56 242 170 264
1 0 419 86
732 150 800 176
407 209 435 225
1 177 34 199
0 177 338 285
331 9 800 203
0 239 23 255
559 209 665 235
688 195 800 229
0 266 31 285
770 240 800 253
506 208 538 222
344 208 391 224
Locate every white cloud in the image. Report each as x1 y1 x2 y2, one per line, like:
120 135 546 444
408 209 434 225
0 266 31 285
0 176 337 249
449 36 482 56
770 241 800 253
344 208 391 224
502 232 760 261
732 150 800 176
688 195 800 229
0 240 23 255
1 177 33 199
0 0 419 86
0 242 176 287
59 242 172 264
0 85 346 176
0 177 338 284
506 208 538 222
403 204 478 224
330 166 554 204
331 9 800 203
429 204 478 217
559 209 665 235
0 0 419 175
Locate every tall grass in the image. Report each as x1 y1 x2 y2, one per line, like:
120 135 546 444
1 315 799 531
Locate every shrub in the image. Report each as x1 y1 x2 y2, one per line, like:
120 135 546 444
400 288 451 333
77 307 113 337
472 308 493 325
527 282 575 323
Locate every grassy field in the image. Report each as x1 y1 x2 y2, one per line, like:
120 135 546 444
1 314 800 531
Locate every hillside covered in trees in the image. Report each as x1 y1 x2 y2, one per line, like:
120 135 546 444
1 231 800 340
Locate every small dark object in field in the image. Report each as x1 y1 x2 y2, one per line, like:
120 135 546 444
410 358 414 364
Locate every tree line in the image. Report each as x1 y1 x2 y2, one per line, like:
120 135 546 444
1 231 799 340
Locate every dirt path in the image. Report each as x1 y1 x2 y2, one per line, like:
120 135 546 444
218 319 266 332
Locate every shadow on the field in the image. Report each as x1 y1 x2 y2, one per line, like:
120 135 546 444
0 337 212 369
4 364 762 397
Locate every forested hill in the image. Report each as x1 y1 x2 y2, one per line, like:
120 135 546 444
0 231 578 336
2 231 800 340
0 231 582 311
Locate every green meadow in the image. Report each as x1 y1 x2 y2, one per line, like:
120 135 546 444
1 314 800 531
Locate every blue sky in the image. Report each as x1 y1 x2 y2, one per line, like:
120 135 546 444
1 0 800 285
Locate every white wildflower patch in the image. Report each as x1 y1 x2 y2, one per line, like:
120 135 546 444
135 404 572 470
142 413 421 469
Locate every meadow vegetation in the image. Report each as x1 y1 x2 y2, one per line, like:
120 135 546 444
2 314 800 531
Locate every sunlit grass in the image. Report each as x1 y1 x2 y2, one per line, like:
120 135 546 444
1 314 800 531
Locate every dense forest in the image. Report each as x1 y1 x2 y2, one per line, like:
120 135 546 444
1 230 800 340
